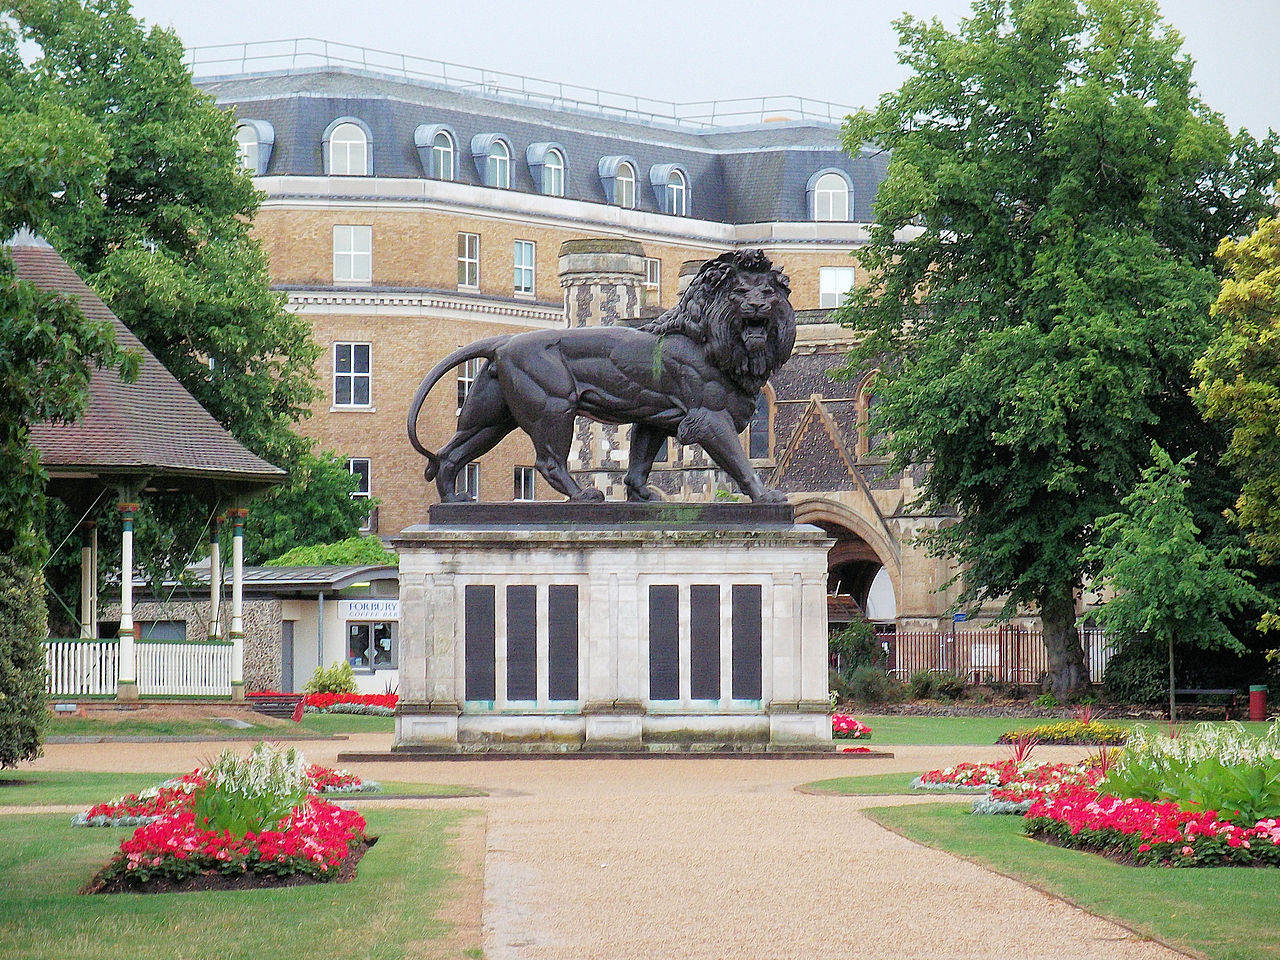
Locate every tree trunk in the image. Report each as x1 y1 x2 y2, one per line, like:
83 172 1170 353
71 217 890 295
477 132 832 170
1040 584 1089 701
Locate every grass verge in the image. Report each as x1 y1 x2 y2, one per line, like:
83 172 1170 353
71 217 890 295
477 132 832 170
855 714 1274 745
0 808 481 960
865 802 1280 960
0 770 484 807
800 771 922 795
298 713 395 735
45 717 288 739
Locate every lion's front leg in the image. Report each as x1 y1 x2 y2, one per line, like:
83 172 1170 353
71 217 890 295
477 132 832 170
624 424 668 501
677 408 786 504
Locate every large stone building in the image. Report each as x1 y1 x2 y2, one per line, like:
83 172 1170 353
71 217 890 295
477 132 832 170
193 43 962 630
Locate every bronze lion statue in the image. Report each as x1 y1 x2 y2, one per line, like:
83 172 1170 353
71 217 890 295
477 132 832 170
406 249 796 503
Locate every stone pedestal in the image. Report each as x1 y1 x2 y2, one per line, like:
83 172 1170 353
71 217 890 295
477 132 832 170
393 502 834 753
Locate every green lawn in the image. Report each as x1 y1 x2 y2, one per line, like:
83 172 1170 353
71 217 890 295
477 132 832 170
298 713 395 735
0 770 484 807
865 802 1280 960
0 809 479 960
46 717 288 739
802 771 922 795
854 714 1275 745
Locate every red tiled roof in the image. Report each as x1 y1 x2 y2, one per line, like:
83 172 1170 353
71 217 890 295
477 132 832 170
13 238 286 495
827 594 865 623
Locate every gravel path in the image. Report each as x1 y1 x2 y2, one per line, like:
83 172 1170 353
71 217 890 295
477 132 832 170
24 736 1188 960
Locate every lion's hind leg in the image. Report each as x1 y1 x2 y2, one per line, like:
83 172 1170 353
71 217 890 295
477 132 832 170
624 424 668 501
435 366 517 502
525 412 603 502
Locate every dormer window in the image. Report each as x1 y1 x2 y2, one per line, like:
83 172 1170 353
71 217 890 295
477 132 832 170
471 134 513 188
599 156 639 209
650 164 690 216
323 118 372 176
808 169 852 221
527 142 567 197
616 162 635 208
414 124 457 180
233 120 274 176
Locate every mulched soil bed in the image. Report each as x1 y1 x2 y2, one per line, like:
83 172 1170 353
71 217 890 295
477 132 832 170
82 837 377 895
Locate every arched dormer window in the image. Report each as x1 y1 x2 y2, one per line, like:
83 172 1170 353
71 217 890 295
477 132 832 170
323 117 372 176
650 164 689 216
234 120 275 175
808 168 851 221
414 124 456 180
471 134 512 188
599 156 638 208
527 142 567 197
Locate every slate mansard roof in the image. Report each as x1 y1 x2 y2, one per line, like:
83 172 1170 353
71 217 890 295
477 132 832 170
198 68 887 225
12 233 286 497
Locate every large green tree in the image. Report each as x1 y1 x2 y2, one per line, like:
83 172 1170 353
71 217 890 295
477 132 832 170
1084 443 1263 718
4 0 367 585
839 0 1279 698
0 26 137 764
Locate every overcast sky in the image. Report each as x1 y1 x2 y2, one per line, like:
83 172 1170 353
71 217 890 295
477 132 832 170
127 0 1278 135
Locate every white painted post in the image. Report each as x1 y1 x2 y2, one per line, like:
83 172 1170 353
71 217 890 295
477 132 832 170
209 515 224 639
116 502 139 701
78 522 94 638
229 507 247 701
89 522 99 639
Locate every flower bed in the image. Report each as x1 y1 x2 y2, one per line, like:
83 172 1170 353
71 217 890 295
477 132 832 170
995 720 1128 745
1026 784 1280 866
74 762 379 827
303 692 399 717
82 743 377 893
912 759 1100 811
831 714 872 739
85 796 372 892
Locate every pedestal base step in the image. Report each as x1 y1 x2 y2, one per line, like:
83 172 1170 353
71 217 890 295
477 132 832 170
337 747 893 762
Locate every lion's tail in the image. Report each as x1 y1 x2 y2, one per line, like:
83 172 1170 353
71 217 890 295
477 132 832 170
407 336 510 477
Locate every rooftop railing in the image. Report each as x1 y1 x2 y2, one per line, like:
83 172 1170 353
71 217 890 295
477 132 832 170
185 38 856 130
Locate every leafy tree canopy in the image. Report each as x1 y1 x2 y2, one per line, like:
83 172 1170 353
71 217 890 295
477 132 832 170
2 0 368 591
838 0 1279 698
1197 216 1280 578
266 535 398 568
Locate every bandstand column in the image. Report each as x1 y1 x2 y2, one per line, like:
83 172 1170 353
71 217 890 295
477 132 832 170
209 515 224 639
228 508 248 701
116 502 139 702
78 522 96 638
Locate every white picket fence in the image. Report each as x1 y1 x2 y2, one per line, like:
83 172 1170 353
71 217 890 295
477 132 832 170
43 639 233 697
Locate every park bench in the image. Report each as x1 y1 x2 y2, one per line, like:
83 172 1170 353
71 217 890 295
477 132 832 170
1172 688 1239 719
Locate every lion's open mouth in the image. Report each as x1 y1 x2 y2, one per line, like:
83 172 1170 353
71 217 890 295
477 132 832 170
742 317 769 346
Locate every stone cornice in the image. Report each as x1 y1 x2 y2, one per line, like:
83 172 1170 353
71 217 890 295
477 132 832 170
282 286 565 324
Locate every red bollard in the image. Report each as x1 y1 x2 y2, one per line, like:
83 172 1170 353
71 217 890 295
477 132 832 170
1250 685 1268 722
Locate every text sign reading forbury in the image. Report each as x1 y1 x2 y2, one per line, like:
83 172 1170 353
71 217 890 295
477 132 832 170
338 599 400 621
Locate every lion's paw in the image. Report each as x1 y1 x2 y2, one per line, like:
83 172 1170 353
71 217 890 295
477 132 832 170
573 487 607 502
625 484 658 502
753 488 789 504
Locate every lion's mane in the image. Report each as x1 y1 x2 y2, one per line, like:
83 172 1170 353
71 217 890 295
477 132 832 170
638 249 796 389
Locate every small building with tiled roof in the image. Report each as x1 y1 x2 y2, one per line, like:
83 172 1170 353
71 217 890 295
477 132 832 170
12 231 285 702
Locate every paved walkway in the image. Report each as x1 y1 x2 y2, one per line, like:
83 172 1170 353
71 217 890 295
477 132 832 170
27 737 1187 960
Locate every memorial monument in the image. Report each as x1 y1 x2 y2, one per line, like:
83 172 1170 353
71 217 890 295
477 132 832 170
394 248 834 752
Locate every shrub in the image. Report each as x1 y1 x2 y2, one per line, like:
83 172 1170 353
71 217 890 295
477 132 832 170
266 535 396 567
0 553 47 768
829 621 885 674
1103 641 1168 703
304 661 357 694
908 669 938 700
845 665 903 704
934 671 967 700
